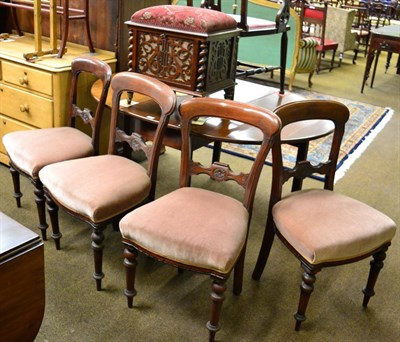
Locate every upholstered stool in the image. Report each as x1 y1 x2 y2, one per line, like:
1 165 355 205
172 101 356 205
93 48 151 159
126 5 241 99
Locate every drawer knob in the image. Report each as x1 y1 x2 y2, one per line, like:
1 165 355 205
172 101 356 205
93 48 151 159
19 75 29 86
20 104 29 113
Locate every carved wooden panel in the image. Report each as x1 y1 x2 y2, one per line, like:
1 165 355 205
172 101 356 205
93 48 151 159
127 24 240 96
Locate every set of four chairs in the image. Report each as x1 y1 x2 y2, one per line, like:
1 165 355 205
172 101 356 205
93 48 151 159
2 56 396 341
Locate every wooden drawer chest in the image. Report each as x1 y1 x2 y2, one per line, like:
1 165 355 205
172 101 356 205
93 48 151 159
0 34 116 165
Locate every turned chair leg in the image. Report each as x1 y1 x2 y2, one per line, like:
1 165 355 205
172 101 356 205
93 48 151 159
46 194 62 250
91 226 106 291
123 246 138 308
33 179 48 240
207 278 227 342
10 165 22 208
362 247 388 307
294 265 319 331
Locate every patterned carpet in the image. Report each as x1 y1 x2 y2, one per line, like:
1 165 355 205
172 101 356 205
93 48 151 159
213 81 394 182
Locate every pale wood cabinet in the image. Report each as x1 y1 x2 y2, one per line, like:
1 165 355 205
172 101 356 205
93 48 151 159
0 35 116 165
0 0 170 71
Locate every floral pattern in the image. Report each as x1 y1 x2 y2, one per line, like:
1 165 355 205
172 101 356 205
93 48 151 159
130 5 237 34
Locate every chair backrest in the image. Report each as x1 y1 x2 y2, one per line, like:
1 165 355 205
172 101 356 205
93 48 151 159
178 97 281 213
270 100 350 206
326 6 357 51
108 72 177 196
184 0 291 33
68 56 112 155
300 1 329 45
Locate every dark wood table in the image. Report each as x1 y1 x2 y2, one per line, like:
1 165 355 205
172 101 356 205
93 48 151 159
361 25 400 93
0 212 45 341
91 78 334 164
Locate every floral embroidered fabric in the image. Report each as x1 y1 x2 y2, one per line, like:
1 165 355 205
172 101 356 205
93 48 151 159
130 5 238 34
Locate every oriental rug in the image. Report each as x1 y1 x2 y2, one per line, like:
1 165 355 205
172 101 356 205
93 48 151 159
211 80 394 183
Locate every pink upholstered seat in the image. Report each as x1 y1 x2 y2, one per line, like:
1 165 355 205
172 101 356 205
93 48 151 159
2 57 112 241
273 189 396 264
253 100 397 331
39 155 151 223
120 97 281 341
120 187 249 274
3 127 93 179
130 5 237 34
38 72 176 291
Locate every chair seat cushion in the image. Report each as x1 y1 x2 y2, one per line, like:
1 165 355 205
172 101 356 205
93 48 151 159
130 5 238 34
314 38 339 51
312 37 339 51
351 29 369 37
39 155 151 223
272 189 396 265
228 14 275 30
120 187 249 275
3 127 93 179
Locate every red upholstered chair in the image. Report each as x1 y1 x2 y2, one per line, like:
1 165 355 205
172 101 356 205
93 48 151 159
252 100 397 331
2 56 111 240
38 72 176 290
300 1 339 73
119 97 281 341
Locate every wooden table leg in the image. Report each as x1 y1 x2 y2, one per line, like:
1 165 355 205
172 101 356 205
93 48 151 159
361 45 376 93
370 49 380 88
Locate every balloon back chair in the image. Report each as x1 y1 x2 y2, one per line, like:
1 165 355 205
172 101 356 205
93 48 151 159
252 100 397 330
38 72 177 290
2 56 112 240
119 97 281 341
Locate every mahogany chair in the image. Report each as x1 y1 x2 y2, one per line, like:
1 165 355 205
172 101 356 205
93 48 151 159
300 1 339 73
119 97 281 341
252 100 397 330
2 56 112 241
38 72 176 290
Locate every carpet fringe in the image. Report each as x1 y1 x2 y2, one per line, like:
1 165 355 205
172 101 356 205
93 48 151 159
334 107 394 183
